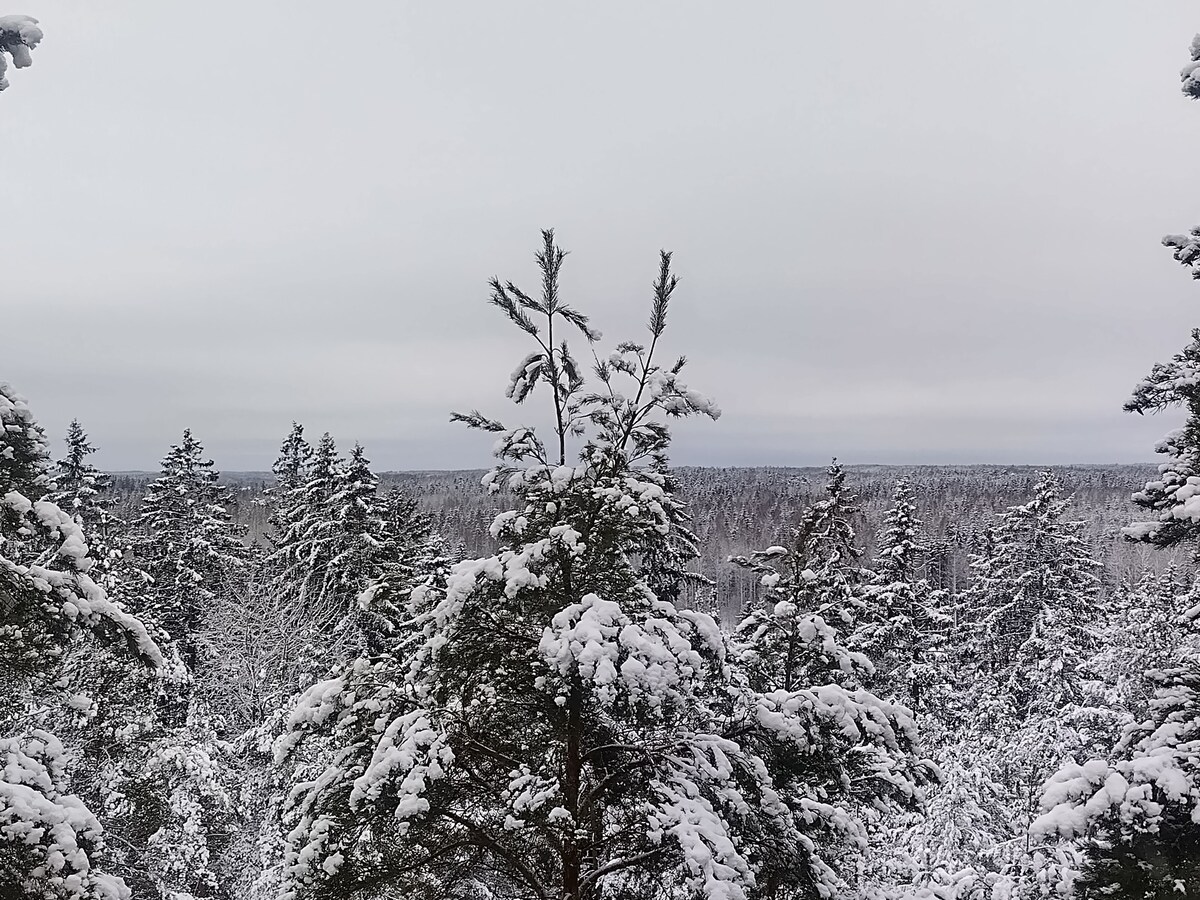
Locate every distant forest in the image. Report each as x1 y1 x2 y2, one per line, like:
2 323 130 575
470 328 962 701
108 462 1179 620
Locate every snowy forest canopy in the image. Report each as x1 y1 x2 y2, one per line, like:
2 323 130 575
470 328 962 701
9 18 1200 900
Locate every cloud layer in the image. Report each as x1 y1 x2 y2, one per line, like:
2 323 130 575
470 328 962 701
5 2 1198 470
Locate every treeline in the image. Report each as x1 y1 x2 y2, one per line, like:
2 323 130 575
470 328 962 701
103 463 1172 624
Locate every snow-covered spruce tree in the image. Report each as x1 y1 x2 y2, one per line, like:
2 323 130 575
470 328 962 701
265 422 314 566
1 383 163 900
16 427 246 900
883 475 1102 893
266 431 344 621
731 459 872 653
50 421 108 519
878 745 1017 896
245 430 441 899
47 420 146 604
99 430 250 898
245 423 336 700
1033 643 1200 896
267 430 427 652
213 423 323 715
40 423 220 900
855 480 949 713
636 500 713 609
873 480 924 585
727 469 869 696
273 422 314 497
984 476 1102 766
275 232 932 900
133 429 253 676
732 476 945 899
0 14 41 91
957 473 1101 710
324 444 399 621
1088 566 1193 730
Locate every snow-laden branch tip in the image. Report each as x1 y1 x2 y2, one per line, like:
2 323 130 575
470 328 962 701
0 14 42 91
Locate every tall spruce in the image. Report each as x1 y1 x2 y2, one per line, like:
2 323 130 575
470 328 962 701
856 479 949 712
929 475 1102 887
134 429 252 673
47 419 143 600
284 431 344 618
958 473 1100 699
265 421 313 561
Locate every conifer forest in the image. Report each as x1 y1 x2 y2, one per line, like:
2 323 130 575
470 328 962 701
9 9 1200 900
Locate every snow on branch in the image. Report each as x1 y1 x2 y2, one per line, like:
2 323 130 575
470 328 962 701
0 14 42 91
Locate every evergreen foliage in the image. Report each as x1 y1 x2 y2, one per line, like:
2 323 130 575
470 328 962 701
731 459 872 651
856 479 950 712
47 420 145 602
275 234 933 900
1036 653 1200 897
0 384 162 900
958 473 1101 700
1123 330 1200 554
133 429 253 674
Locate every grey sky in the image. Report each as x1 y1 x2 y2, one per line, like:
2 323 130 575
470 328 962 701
5 2 1200 471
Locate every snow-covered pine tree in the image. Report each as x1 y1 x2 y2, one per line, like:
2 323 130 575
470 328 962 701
133 429 253 675
275 233 933 900
0 14 41 91
1 383 163 900
1122 35 1200 557
1123 330 1200 554
1 386 160 677
1028 36 1200 895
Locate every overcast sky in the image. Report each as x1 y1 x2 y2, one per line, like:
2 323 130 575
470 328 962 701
6 2 1200 471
